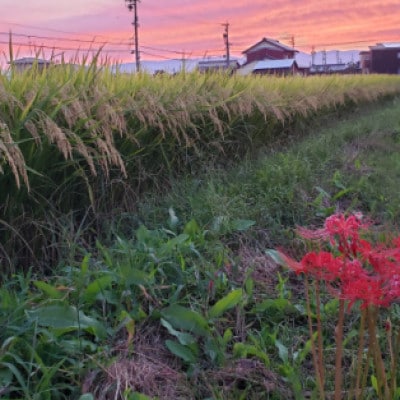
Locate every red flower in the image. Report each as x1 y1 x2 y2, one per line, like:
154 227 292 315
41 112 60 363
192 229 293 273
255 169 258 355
300 251 343 281
341 276 388 310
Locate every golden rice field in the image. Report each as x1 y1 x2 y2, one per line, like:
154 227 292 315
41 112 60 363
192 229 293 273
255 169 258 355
1 62 400 269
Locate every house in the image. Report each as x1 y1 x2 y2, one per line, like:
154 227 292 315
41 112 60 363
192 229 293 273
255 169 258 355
197 58 240 73
369 43 400 74
8 57 51 73
242 37 298 64
238 59 299 76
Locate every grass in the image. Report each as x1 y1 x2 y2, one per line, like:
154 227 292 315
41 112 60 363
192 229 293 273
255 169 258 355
137 96 400 251
1 65 400 398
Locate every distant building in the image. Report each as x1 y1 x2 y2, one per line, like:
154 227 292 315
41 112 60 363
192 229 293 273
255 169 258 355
238 59 299 76
369 43 400 74
8 57 51 73
197 58 240 73
309 62 360 75
242 37 298 64
359 51 371 74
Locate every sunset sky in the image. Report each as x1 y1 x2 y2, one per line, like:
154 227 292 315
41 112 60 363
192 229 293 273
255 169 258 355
0 0 399 64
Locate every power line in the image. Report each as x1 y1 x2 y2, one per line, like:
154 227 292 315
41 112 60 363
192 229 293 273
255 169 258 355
0 40 128 54
140 44 185 55
0 20 132 42
140 50 180 60
0 31 131 47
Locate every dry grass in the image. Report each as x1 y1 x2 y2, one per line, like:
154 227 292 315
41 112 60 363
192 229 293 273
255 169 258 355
83 324 194 400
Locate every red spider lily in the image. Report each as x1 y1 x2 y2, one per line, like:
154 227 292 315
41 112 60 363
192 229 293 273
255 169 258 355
300 251 343 281
339 259 367 283
324 213 366 240
279 213 400 309
383 274 400 304
341 276 389 310
276 213 400 399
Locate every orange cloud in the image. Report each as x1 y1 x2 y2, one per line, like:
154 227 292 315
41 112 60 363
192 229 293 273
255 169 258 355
0 0 399 64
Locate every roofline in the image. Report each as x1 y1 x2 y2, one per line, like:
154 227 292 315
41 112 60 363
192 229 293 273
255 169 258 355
252 59 299 70
242 37 299 54
369 43 400 50
8 57 51 65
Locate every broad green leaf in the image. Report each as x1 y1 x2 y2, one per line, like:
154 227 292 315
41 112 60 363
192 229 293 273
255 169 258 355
27 304 107 339
275 340 289 364
165 339 197 364
160 318 196 346
183 219 200 237
83 275 114 304
160 305 209 336
78 394 95 400
33 281 64 299
231 219 255 231
254 298 298 316
209 289 243 319
233 343 270 366
163 234 189 250
265 249 286 266
119 264 151 286
136 225 151 244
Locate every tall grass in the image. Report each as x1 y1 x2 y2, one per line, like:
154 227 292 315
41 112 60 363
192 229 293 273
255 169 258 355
1 59 400 270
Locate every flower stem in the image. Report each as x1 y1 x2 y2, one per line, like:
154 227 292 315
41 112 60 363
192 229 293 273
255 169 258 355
367 306 389 399
315 280 325 385
305 278 325 399
334 298 345 400
353 307 367 400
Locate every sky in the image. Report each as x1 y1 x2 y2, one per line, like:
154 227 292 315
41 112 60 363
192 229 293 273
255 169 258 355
0 0 399 64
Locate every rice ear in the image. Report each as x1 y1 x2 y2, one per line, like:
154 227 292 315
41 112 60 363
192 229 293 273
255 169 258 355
0 122 29 190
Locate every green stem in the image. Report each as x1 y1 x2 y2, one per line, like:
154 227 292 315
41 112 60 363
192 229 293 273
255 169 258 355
315 280 325 385
353 307 367 400
391 328 400 398
305 278 326 400
367 306 389 399
386 319 395 399
334 298 345 400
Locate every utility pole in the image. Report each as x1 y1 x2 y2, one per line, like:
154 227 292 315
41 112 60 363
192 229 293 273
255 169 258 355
125 0 140 72
290 35 295 51
222 22 230 68
311 46 316 67
289 35 296 75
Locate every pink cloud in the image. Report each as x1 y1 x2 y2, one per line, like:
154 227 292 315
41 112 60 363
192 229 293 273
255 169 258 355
0 0 399 63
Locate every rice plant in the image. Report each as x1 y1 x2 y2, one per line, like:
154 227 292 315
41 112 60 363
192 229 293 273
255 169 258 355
1 54 400 271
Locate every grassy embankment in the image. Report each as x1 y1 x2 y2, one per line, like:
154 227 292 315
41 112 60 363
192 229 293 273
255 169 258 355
1 66 400 399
